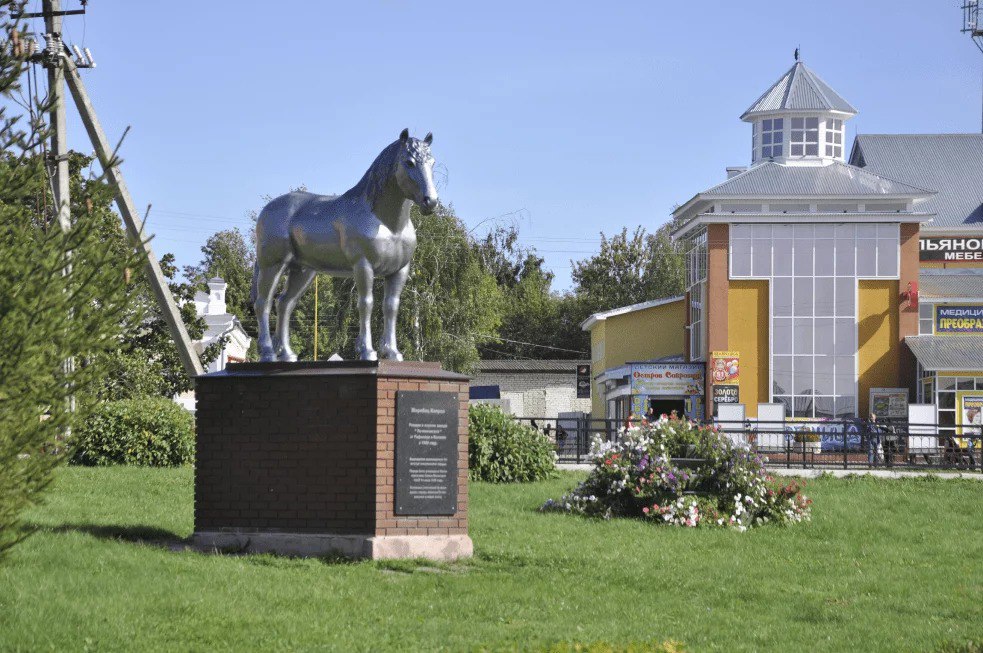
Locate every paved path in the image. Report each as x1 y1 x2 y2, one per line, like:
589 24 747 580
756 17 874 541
557 463 983 480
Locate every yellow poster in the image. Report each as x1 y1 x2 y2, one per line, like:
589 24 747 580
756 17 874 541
956 391 983 447
710 351 739 385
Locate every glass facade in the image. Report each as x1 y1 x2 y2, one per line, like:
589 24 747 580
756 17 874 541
685 230 708 361
731 223 901 418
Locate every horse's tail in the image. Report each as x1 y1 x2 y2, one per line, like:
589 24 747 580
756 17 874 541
249 261 259 307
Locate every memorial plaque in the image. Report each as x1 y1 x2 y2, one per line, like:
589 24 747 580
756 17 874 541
395 391 459 515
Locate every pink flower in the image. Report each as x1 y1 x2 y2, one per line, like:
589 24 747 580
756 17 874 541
642 507 650 514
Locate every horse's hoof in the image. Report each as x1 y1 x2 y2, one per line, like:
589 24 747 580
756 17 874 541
359 348 378 362
278 352 298 363
259 349 276 362
379 346 403 362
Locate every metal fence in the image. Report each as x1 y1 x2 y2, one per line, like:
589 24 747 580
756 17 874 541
516 416 983 471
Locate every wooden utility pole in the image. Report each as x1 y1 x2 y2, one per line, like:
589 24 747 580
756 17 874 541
28 2 204 378
42 0 69 232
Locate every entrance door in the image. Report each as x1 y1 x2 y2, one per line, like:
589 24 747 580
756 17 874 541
648 398 685 420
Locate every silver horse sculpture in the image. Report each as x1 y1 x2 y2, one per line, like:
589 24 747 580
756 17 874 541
251 129 437 362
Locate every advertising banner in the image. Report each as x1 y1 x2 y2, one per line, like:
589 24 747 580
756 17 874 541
783 419 863 452
576 364 591 399
712 385 740 404
957 392 983 444
935 305 983 334
920 236 983 262
710 350 740 385
869 388 909 420
629 363 704 397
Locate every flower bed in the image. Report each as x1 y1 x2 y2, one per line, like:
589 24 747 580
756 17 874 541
542 416 811 530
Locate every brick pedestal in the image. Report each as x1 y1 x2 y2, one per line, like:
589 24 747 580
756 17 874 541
191 360 472 560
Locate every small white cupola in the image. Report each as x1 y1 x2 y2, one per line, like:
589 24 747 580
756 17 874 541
741 57 857 167
205 277 227 315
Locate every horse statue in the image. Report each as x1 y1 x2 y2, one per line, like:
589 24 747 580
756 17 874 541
251 129 437 362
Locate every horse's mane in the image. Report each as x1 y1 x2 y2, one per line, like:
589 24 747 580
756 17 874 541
351 139 401 204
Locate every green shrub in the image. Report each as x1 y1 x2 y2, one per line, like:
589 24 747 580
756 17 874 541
468 403 557 483
71 398 194 467
794 431 821 443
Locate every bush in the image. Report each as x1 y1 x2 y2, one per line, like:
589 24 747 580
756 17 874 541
71 398 195 467
542 416 811 530
794 431 821 443
468 403 557 483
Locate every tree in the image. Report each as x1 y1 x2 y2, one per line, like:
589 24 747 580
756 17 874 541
0 4 143 557
571 223 684 314
183 228 255 334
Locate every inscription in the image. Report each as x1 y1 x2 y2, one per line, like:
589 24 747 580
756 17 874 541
395 391 459 515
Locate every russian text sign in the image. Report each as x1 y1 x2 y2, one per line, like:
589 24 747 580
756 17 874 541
935 305 983 334
920 236 983 262
395 391 458 516
629 363 704 396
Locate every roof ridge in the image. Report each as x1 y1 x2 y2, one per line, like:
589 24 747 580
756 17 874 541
798 63 836 112
833 160 937 195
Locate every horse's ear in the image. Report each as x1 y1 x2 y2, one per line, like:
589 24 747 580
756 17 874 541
423 132 433 145
399 128 410 142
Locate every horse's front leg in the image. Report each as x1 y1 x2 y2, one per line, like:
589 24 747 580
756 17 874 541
353 258 377 361
379 263 410 361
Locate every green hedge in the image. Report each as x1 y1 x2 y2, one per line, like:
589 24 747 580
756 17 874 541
468 403 557 483
71 398 194 467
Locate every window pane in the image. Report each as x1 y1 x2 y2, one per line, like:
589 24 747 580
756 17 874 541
792 118 804 129
815 396 835 419
773 131 783 143
834 355 854 396
794 356 814 395
794 224 814 237
857 224 877 238
834 396 856 418
794 318 813 354
815 317 834 353
773 118 783 129
794 278 813 315
834 240 855 276
815 225 835 238
794 396 814 418
773 239 793 275
938 376 956 391
814 278 835 315
806 117 819 129
731 224 752 239
834 224 854 239
774 277 793 316
794 240 813 276
773 356 793 395
774 318 793 355
731 239 751 276
826 144 834 156
815 239 834 275
791 144 803 156
762 132 772 144
752 224 771 238
877 223 898 238
805 144 818 156
752 239 771 276
835 278 855 316
763 119 772 130
791 130 804 141
919 302 932 318
835 318 854 355
815 357 834 395
877 239 897 276
857 243 877 276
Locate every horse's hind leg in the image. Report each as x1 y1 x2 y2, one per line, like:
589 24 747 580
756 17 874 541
254 261 289 362
353 258 377 361
274 265 316 362
379 263 409 361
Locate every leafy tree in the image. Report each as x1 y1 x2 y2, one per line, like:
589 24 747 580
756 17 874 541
0 6 143 557
571 223 684 314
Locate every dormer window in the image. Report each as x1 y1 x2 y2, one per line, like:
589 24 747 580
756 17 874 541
760 118 784 159
790 117 819 156
825 118 843 158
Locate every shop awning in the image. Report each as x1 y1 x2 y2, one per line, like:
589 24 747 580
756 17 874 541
906 335 983 372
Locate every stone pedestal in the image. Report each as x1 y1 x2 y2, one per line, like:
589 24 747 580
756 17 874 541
191 360 472 561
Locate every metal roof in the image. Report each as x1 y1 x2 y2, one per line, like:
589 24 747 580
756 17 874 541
476 359 588 374
850 134 983 230
580 295 685 331
906 335 983 371
741 62 857 120
701 161 933 198
919 269 983 300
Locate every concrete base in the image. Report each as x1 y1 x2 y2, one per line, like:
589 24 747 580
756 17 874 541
191 531 474 561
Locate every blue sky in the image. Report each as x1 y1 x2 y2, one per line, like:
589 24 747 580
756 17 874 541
27 0 983 289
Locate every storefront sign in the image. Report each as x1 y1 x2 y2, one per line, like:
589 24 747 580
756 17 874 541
710 351 740 385
935 305 983 334
957 392 983 441
576 364 591 399
712 385 740 404
629 363 704 397
869 388 908 420
920 236 983 262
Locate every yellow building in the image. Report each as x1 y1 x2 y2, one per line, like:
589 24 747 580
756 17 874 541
584 59 983 444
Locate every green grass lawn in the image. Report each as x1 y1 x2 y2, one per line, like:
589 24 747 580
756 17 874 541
0 469 981 652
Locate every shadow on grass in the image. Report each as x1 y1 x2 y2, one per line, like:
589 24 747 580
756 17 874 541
34 522 367 566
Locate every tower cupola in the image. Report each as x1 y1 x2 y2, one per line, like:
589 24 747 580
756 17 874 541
742 59 857 166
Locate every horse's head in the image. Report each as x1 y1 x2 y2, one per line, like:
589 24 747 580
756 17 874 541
394 128 438 215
